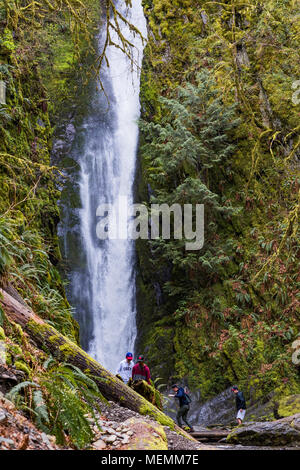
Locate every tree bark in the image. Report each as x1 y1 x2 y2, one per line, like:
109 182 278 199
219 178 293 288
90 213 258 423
0 288 190 437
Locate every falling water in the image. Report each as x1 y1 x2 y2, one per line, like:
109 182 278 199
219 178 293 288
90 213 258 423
59 1 147 373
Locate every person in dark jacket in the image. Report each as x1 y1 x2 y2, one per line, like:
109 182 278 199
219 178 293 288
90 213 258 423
132 355 151 384
231 386 246 425
171 384 194 432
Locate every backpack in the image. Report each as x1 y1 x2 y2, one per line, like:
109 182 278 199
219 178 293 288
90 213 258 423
184 386 192 404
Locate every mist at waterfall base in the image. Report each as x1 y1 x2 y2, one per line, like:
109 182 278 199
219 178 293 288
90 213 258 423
58 1 147 373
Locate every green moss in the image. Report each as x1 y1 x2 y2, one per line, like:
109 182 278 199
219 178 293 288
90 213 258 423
136 0 300 405
58 343 77 358
27 320 53 337
5 353 12 366
0 28 16 54
8 344 23 358
14 360 31 376
0 326 5 341
139 403 174 427
49 334 61 344
277 395 300 418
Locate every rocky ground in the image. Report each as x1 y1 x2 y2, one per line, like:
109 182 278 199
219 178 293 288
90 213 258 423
0 391 59 450
90 400 208 450
0 391 207 450
2 380 299 451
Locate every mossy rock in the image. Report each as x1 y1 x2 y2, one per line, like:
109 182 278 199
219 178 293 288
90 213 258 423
277 395 300 418
8 344 23 359
120 417 168 450
227 414 300 446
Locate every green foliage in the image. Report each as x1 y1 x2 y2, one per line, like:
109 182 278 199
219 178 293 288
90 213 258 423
140 71 240 297
33 388 50 429
0 218 77 339
6 380 40 403
39 362 103 448
5 360 103 449
14 360 31 376
137 0 300 402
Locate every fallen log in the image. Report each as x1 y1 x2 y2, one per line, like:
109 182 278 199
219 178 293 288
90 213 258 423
191 430 229 441
130 379 163 410
0 288 191 438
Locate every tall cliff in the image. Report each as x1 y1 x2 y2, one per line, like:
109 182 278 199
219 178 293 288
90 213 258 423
0 0 103 448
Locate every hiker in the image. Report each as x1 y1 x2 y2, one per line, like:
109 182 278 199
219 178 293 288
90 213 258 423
116 352 134 384
132 355 151 384
170 384 194 433
231 385 246 425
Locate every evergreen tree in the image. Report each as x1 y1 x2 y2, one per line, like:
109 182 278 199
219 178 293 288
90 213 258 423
140 71 240 297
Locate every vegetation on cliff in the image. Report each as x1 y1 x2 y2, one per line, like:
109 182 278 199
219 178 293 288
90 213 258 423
0 0 143 448
137 0 300 403
0 0 107 447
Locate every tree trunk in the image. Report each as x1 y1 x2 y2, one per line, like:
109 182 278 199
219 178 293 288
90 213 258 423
0 288 189 436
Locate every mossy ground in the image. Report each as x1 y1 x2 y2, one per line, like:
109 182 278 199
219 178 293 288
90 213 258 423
124 417 168 450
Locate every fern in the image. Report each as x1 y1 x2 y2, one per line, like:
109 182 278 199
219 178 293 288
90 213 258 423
39 362 103 449
43 355 55 370
33 389 50 430
0 217 76 340
4 361 104 449
6 381 40 402
0 305 5 327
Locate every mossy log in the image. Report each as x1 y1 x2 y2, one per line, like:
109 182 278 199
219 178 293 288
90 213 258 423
130 379 163 410
0 288 192 438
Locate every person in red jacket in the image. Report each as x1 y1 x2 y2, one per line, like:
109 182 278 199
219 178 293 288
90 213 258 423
132 355 151 384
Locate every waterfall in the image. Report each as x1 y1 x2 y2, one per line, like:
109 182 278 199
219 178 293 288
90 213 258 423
59 0 147 373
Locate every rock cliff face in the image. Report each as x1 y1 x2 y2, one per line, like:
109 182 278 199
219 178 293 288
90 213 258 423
135 0 300 404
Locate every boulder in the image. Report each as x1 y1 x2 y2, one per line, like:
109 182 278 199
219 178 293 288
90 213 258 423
119 417 168 450
227 413 300 446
